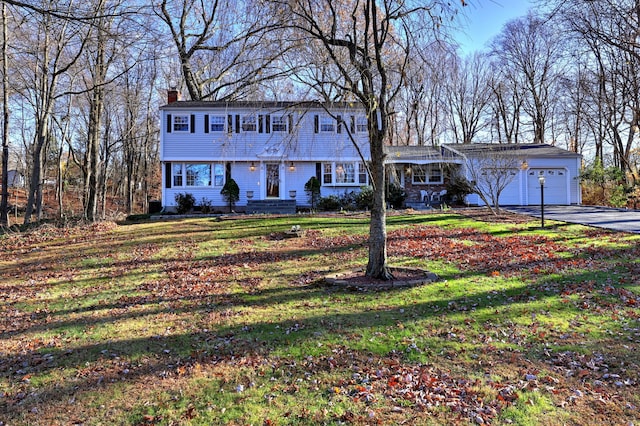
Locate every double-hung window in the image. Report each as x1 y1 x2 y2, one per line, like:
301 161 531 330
356 116 368 133
271 115 286 132
172 163 183 186
323 163 333 184
213 164 224 186
173 115 189 132
210 115 225 132
242 116 256 132
320 116 336 132
358 163 368 184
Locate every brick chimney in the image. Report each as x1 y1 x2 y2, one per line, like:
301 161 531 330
167 88 180 104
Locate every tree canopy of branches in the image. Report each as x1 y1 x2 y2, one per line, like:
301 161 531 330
275 0 465 279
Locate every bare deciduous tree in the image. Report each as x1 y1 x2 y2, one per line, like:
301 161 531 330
490 12 563 144
277 0 465 279
155 0 290 101
463 145 522 216
447 52 491 144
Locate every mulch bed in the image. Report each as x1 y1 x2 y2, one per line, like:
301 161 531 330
325 267 438 291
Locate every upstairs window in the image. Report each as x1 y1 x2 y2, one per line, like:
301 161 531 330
173 115 189 132
356 116 368 133
271 115 287 132
320 116 335 132
209 115 225 132
242 116 256 132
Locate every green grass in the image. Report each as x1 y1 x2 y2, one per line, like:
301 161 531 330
1 211 639 425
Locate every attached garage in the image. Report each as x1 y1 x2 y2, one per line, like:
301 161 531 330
442 143 582 207
527 168 569 205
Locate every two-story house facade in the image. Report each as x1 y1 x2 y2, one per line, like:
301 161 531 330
160 91 581 212
160 94 373 212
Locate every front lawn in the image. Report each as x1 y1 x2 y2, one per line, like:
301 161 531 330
1 210 639 425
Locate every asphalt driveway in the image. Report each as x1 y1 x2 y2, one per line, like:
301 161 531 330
505 205 640 234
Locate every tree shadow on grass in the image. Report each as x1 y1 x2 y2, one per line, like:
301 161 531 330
5 260 636 420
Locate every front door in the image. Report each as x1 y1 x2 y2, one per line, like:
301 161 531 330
266 163 280 198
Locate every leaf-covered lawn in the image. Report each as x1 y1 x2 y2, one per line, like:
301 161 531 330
1 212 639 425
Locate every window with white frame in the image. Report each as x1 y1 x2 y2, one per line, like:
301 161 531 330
323 162 368 185
320 116 336 132
271 115 286 132
323 163 333 184
186 164 212 187
172 163 183 186
173 115 189 132
241 116 256 132
356 116 368 133
336 163 355 183
213 164 224 186
210 115 225 132
412 165 443 184
172 163 225 187
358 163 368 184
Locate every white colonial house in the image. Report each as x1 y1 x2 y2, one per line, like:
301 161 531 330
161 94 376 213
159 92 582 212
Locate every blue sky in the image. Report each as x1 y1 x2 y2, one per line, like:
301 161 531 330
456 1 534 54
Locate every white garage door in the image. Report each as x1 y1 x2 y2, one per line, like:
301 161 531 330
527 169 567 205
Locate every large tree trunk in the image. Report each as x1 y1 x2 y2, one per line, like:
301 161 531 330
0 1 8 227
24 133 46 224
366 157 390 279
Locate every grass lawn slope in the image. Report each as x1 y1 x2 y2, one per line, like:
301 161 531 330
1 211 639 425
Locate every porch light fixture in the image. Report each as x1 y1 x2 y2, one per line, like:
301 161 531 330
520 160 528 170
539 175 546 228
289 162 296 171
250 162 256 171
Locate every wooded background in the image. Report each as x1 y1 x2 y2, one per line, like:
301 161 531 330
1 0 639 226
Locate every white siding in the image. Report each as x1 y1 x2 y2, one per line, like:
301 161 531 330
160 103 370 209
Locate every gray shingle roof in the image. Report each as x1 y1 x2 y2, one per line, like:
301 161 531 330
160 100 364 111
442 143 581 158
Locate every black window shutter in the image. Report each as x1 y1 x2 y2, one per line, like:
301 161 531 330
337 115 342 134
190 115 195 133
227 115 233 134
165 163 172 188
350 116 355 133
204 115 209 133
258 115 263 133
315 163 321 181
314 115 319 133
265 115 271 133
235 115 240 133
167 114 172 133
288 114 293 133
225 162 232 180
